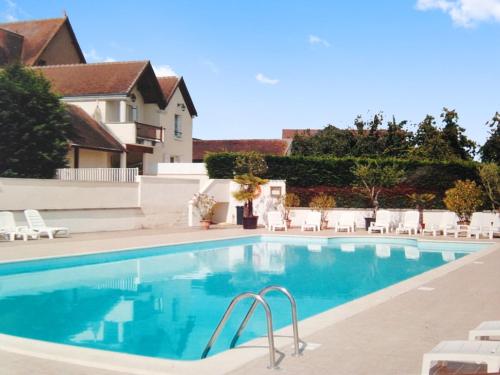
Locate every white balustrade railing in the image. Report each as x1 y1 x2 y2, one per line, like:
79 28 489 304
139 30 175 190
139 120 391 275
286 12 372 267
56 168 139 183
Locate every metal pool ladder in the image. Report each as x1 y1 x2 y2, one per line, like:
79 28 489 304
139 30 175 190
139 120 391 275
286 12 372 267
200 285 301 369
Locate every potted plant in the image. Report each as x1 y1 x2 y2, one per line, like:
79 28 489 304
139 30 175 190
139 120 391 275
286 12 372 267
443 180 483 225
309 193 336 229
406 192 436 229
280 192 300 228
232 152 269 229
192 193 216 230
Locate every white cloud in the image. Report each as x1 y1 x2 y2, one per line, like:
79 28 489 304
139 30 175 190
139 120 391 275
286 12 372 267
416 0 500 27
153 64 178 77
1 0 18 21
308 34 331 47
83 48 116 63
200 58 219 74
256 73 279 85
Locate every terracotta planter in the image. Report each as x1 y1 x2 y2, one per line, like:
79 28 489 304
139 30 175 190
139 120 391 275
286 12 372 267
200 220 211 230
285 219 292 229
321 220 328 230
243 216 258 229
458 220 470 226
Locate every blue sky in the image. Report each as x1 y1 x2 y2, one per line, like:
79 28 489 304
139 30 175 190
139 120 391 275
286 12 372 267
2 0 500 144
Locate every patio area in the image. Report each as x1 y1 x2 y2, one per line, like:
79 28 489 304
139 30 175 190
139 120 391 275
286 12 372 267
0 227 498 375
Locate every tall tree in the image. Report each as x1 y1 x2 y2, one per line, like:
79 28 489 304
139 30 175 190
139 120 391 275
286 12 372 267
0 63 71 178
480 112 500 164
440 107 477 160
411 115 454 160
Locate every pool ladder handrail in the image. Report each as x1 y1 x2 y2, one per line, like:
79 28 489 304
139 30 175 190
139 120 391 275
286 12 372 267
201 285 301 369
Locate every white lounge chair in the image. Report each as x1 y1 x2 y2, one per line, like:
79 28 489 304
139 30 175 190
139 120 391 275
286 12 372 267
375 244 391 258
421 340 500 375
368 210 392 234
0 212 38 241
301 211 321 232
464 212 492 239
335 212 356 232
404 245 420 260
469 321 500 340
24 209 70 239
267 211 287 232
488 214 500 240
396 210 420 235
421 212 457 237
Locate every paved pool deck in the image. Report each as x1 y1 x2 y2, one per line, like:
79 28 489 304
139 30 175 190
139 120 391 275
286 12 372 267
0 227 498 375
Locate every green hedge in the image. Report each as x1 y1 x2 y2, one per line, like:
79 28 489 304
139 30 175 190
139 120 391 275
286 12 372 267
204 153 480 209
205 153 479 189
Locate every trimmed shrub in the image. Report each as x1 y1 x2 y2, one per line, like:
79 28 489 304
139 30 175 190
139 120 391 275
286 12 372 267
204 153 480 209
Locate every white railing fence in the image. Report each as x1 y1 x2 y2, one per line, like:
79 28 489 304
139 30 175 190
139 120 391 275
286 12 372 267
56 168 139 183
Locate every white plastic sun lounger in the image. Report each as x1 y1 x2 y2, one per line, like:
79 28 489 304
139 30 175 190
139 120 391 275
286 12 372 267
422 212 457 237
335 212 355 233
340 243 355 252
396 210 420 235
404 246 420 260
421 340 500 375
24 209 70 239
0 212 38 241
267 211 287 232
375 244 391 258
301 211 321 232
368 210 391 234
469 321 500 340
488 214 500 239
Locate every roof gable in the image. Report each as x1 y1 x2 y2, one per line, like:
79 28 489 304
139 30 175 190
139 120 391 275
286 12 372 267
0 17 85 66
193 139 291 161
35 61 167 108
158 76 197 117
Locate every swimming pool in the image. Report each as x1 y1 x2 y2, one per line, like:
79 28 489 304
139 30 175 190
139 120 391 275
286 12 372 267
0 236 487 361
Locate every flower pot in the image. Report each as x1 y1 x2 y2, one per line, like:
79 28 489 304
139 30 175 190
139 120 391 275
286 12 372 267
321 220 329 230
285 219 292 229
243 216 258 229
200 220 211 230
458 220 470 225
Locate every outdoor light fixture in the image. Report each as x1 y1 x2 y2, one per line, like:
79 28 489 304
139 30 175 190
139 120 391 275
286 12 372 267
130 93 137 103
177 103 186 111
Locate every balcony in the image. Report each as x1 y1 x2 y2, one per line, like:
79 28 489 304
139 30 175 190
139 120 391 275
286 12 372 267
105 122 163 145
136 122 163 143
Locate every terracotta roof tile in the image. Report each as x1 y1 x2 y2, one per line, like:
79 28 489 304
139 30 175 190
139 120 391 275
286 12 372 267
0 18 65 65
157 76 179 101
158 76 198 117
282 129 321 139
35 61 149 96
66 104 124 152
193 139 291 161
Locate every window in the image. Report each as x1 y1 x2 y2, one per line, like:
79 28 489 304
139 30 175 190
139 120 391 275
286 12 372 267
127 105 138 122
174 115 182 138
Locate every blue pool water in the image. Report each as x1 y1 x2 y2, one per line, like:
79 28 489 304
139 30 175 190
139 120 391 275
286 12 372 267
0 236 486 360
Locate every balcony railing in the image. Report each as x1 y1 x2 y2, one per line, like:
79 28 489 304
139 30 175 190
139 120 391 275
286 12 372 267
136 122 163 143
56 168 139 182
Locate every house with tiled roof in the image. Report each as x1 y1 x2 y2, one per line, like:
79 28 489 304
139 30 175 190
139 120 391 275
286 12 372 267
0 16 85 66
192 139 291 162
1 16 197 174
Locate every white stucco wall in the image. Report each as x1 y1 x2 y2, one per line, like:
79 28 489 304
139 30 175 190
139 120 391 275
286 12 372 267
145 87 193 173
0 178 140 211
